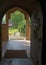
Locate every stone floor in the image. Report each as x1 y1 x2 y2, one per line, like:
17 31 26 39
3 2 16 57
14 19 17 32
0 58 34 65
1 40 34 65
2 40 31 58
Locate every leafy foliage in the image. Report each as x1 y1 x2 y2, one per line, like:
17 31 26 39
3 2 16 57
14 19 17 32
18 20 26 36
10 10 25 28
9 29 18 35
10 10 26 36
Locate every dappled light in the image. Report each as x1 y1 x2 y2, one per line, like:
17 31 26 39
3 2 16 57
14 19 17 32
8 10 26 40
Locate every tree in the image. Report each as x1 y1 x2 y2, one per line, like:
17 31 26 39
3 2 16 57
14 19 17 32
10 10 25 28
18 20 26 36
10 10 26 36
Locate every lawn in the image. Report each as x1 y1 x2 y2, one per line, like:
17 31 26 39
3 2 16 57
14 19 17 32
9 28 18 35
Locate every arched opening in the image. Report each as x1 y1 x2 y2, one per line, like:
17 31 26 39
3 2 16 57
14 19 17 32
8 10 26 40
0 0 43 65
2 7 31 59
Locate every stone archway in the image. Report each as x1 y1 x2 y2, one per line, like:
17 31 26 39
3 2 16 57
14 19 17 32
5 7 31 40
0 0 43 65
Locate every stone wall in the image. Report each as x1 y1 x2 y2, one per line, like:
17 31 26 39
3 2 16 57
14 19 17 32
1 17 8 57
1 24 8 57
31 2 43 65
1 12 8 45
0 0 43 64
26 14 31 40
2 24 8 43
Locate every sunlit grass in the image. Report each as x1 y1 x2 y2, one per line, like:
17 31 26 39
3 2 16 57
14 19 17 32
9 28 18 35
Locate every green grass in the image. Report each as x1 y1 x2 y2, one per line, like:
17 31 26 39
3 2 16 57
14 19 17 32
9 28 18 35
